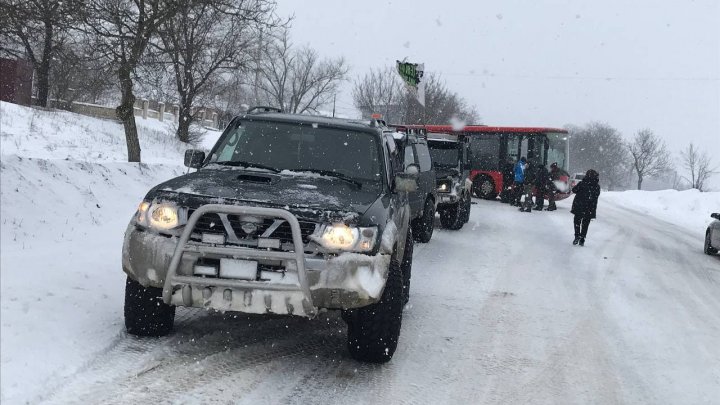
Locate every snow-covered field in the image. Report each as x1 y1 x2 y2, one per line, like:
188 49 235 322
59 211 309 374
1 103 719 404
602 189 720 233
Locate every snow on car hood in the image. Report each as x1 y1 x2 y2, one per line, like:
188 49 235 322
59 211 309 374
146 167 381 218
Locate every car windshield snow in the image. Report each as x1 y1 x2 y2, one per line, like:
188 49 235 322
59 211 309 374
208 120 383 183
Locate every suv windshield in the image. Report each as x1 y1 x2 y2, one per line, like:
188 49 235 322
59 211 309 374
208 120 383 183
428 141 460 168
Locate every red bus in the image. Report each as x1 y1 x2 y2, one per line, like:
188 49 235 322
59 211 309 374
397 125 572 201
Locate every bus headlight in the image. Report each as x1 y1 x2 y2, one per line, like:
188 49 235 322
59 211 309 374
312 224 377 252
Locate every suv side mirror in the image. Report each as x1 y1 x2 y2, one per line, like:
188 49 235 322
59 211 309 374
712 213 720 220
184 149 205 169
395 164 419 193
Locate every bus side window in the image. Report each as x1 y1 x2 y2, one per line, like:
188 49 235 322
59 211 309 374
470 135 500 171
526 135 546 165
506 134 521 161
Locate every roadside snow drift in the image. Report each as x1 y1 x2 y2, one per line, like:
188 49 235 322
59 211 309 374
601 189 720 233
1 101 219 403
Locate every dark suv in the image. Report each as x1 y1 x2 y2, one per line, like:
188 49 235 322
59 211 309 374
121 110 417 363
390 128 437 243
427 133 472 229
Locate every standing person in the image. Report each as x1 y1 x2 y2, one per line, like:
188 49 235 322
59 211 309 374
545 162 561 211
500 157 516 203
570 169 601 246
512 157 527 206
519 161 536 212
533 164 550 211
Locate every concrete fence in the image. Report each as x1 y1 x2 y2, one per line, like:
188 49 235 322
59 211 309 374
37 98 221 129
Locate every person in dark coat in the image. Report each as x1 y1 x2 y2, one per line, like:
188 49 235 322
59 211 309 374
571 169 600 246
533 164 550 211
500 157 516 203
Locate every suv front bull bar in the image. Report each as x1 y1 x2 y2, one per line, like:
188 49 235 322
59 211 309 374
162 204 315 314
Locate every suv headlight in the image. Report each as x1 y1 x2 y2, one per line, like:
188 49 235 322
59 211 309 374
135 201 185 231
437 180 452 193
311 224 377 253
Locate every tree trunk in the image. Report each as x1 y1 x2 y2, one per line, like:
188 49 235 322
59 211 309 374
177 103 193 144
35 58 51 107
34 17 54 107
117 67 142 162
637 176 643 190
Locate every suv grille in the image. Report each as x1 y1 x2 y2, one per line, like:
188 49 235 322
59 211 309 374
187 210 317 245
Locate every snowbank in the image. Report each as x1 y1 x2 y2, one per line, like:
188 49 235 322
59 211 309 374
0 101 222 163
0 102 220 403
601 189 720 232
0 156 186 403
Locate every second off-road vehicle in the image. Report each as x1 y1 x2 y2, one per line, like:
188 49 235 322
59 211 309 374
121 108 417 363
390 128 437 243
427 132 472 229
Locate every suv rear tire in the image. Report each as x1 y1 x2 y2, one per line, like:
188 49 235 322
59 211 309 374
440 202 463 230
461 192 472 224
412 198 435 243
401 228 413 304
124 277 175 337
344 258 404 363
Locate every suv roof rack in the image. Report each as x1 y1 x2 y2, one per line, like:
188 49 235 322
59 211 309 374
247 106 283 114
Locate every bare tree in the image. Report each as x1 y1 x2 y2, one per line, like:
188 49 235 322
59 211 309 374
399 72 480 125
629 129 672 190
258 30 348 114
352 67 403 123
157 0 281 142
0 0 82 107
566 122 631 190
353 68 479 125
83 0 179 162
680 143 718 191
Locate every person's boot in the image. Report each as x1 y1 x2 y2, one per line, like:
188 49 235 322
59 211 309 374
579 237 585 246
573 235 580 245
546 204 557 211
534 204 543 211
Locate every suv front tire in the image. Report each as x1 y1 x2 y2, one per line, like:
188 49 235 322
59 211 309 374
124 277 175 337
344 257 404 363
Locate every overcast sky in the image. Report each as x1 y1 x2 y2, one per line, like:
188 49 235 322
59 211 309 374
276 0 720 186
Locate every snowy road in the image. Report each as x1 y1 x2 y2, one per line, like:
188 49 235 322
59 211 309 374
31 198 720 404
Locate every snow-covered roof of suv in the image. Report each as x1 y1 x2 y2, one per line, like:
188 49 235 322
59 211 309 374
238 112 383 135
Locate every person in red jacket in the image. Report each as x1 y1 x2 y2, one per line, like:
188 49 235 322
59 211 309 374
571 169 600 246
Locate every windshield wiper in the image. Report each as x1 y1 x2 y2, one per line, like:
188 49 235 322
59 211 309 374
213 161 280 173
288 168 363 189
